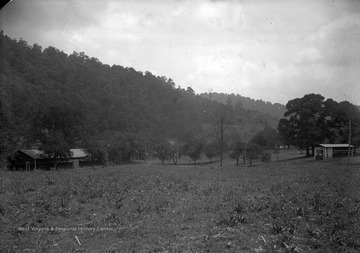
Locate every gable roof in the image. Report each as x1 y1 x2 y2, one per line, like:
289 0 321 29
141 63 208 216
19 149 88 159
20 149 43 159
319 144 354 148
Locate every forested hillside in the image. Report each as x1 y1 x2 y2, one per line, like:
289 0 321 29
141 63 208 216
200 92 286 119
0 32 279 165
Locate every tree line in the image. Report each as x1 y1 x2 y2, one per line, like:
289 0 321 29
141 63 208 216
278 93 360 156
200 92 286 120
0 32 281 169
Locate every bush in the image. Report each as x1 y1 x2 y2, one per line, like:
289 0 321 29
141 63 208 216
246 144 263 166
261 152 272 167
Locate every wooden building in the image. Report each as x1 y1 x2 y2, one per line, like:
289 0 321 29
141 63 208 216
14 149 88 170
314 144 355 161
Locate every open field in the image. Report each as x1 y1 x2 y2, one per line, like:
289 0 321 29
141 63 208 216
149 148 306 166
1 155 360 252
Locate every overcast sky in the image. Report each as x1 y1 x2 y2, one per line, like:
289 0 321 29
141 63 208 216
1 0 360 105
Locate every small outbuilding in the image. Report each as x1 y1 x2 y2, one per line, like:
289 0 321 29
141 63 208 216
14 149 88 170
314 144 355 161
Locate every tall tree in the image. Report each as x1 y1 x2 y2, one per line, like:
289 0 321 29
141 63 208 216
182 134 205 164
246 144 263 167
229 139 246 166
83 138 107 167
251 126 280 149
204 141 219 162
334 101 360 146
32 105 85 169
153 140 172 164
0 104 17 165
279 94 360 156
278 94 326 156
213 103 234 167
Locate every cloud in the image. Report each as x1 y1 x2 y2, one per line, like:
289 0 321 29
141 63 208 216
295 48 323 65
1 0 105 30
1 0 360 105
0 0 111 50
305 12 360 67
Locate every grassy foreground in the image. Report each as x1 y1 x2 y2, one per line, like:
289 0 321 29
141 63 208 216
1 156 360 252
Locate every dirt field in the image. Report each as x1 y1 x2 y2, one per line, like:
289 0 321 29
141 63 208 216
1 154 360 252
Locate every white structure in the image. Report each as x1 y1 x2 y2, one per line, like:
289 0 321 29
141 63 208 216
314 144 355 160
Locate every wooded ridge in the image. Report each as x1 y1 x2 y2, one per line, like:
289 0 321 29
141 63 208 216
0 31 280 165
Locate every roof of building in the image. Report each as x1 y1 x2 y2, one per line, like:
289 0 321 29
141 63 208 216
319 144 354 148
70 149 88 158
19 149 88 159
20 149 43 159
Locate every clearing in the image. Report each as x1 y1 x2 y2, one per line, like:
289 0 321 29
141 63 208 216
0 154 359 252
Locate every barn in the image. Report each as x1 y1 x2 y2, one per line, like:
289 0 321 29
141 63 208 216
13 149 88 170
314 144 355 161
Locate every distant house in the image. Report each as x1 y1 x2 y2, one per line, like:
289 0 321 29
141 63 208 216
14 149 88 170
314 144 355 161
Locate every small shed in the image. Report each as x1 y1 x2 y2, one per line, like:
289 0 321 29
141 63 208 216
15 149 88 170
314 144 355 160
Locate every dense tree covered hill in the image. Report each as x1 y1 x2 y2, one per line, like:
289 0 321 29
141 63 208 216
200 92 286 119
0 31 204 138
0 32 280 164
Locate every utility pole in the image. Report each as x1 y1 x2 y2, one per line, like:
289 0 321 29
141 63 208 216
347 118 351 169
144 141 147 164
244 132 247 166
176 143 178 166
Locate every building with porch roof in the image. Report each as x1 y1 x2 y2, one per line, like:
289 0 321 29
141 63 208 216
314 144 355 160
14 149 88 170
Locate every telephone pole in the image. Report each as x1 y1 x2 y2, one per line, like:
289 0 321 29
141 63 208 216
347 118 351 169
244 132 247 166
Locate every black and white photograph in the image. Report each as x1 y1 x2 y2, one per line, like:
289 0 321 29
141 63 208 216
0 0 359 252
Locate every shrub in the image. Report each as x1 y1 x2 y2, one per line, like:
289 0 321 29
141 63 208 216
261 152 272 167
